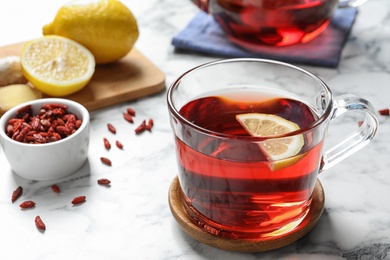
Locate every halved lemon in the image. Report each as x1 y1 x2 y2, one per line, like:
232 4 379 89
236 113 305 171
20 35 95 97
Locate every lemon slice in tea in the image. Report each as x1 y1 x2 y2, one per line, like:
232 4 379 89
236 113 305 171
20 35 95 97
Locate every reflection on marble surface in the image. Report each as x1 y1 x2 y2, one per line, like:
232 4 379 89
0 0 389 259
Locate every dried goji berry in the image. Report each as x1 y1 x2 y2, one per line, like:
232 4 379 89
56 125 71 137
103 138 111 150
127 108 136 116
71 196 86 205
123 113 134 123
14 123 31 142
16 105 32 119
33 133 47 143
100 157 112 166
378 108 389 115
35 215 46 231
51 184 60 193
40 119 51 128
75 120 82 129
97 178 111 185
135 120 146 134
145 119 154 131
107 123 116 134
11 186 23 203
19 200 36 209
30 117 41 131
116 140 123 149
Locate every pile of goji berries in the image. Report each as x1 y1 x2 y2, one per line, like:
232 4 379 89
5 103 82 144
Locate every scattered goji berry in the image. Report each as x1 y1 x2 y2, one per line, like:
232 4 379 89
35 215 46 231
104 137 111 150
51 184 60 193
107 123 116 134
358 120 364 127
135 120 146 134
123 112 134 123
19 200 36 209
127 108 136 116
71 196 86 205
100 157 112 166
378 108 389 115
116 140 123 149
145 119 154 131
11 186 23 203
97 178 111 185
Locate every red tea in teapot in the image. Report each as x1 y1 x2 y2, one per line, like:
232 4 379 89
192 0 338 46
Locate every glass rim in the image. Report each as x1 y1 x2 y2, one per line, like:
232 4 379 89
167 58 334 140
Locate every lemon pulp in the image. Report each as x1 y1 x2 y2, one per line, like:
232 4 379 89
20 35 95 97
236 113 305 171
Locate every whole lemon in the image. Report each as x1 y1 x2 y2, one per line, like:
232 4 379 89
43 0 139 64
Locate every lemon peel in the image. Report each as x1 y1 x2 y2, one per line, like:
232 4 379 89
43 0 139 64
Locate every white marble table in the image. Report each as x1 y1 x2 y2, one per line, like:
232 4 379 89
0 0 389 259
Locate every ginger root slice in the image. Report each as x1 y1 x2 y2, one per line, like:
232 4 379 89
0 56 28 87
0 84 42 114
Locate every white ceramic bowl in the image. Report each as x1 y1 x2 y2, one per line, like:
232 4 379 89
0 98 90 181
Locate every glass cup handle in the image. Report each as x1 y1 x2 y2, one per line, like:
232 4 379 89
339 0 368 8
319 94 379 173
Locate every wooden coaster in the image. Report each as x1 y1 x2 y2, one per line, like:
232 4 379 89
168 176 325 252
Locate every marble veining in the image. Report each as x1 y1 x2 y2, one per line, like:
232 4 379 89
0 0 389 259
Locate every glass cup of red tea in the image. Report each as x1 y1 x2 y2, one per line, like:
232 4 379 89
167 58 378 240
191 0 368 47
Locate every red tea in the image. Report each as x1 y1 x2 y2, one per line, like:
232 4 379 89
176 90 324 239
193 0 338 46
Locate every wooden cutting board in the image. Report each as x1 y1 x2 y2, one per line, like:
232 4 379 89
0 42 165 112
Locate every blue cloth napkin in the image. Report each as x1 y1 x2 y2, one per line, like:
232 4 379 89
172 8 358 68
